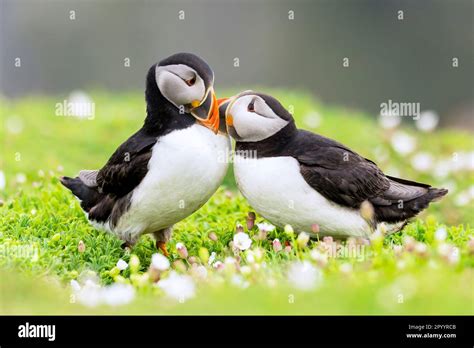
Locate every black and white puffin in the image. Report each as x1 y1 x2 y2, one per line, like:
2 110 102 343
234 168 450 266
60 53 230 255
223 91 448 238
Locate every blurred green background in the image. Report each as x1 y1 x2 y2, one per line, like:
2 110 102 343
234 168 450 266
1 0 473 127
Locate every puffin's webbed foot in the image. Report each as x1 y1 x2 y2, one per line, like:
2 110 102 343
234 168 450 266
153 227 173 257
156 241 169 257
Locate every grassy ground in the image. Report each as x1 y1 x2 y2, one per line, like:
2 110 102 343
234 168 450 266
0 90 473 314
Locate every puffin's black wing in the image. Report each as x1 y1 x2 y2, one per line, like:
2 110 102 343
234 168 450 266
290 130 390 208
96 128 157 197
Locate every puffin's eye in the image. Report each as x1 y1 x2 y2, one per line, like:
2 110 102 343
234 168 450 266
247 101 255 112
185 75 196 86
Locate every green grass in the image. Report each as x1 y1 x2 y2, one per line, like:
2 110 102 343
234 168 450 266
0 90 473 314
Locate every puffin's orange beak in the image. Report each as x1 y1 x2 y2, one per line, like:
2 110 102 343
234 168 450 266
199 91 220 134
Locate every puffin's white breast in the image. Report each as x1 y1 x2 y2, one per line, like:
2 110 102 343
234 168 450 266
234 155 372 238
113 124 230 242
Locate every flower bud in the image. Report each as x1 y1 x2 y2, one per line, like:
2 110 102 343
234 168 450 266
297 232 310 248
188 256 198 265
213 261 224 271
246 212 256 230
284 224 294 237
78 240 86 253
208 232 218 242
273 239 282 252
176 242 188 259
109 266 120 278
414 242 428 258
173 260 187 272
322 236 333 244
310 249 328 267
199 248 209 264
129 254 140 273
468 239 474 255
403 236 416 252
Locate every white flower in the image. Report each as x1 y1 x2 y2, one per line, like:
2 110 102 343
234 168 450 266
70 279 81 292
287 261 322 291
391 131 416 155
416 110 439 132
213 261 224 270
151 253 170 271
310 249 328 267
75 281 135 307
468 185 474 198
231 275 250 289
454 192 470 207
296 232 310 248
245 250 255 263
434 227 447 241
116 259 128 271
158 272 195 301
411 152 434 172
224 257 237 266
240 265 252 275
303 111 322 128
68 90 94 119
208 252 216 265
75 280 102 307
6 116 24 134
379 113 401 129
16 173 27 184
0 170 5 190
102 283 135 306
339 263 353 274
233 232 252 251
193 265 208 280
438 243 460 265
448 247 460 265
257 223 275 232
397 260 406 270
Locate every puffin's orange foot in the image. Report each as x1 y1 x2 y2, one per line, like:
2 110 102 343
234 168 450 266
156 241 169 257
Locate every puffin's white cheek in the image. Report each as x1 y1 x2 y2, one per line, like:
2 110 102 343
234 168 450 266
158 74 205 107
233 111 289 142
233 112 267 139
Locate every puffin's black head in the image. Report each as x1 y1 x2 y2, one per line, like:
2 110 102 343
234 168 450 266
217 97 231 134
224 91 294 142
146 52 220 133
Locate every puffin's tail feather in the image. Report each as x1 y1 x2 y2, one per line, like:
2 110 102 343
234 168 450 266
60 176 102 212
374 186 448 223
426 187 449 202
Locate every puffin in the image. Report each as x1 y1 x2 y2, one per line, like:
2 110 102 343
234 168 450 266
223 91 448 238
60 53 230 255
